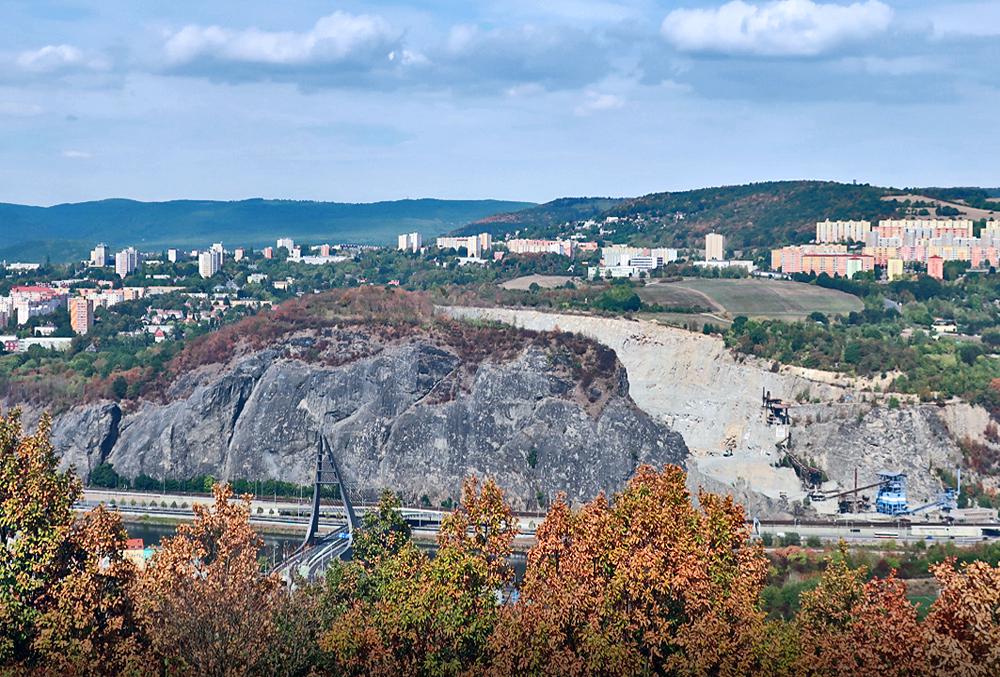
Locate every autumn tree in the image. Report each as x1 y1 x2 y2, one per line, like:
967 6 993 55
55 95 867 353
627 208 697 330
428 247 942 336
1 410 144 674
31 505 147 674
491 464 772 676
318 476 518 675
795 549 926 676
134 483 282 676
922 559 1000 676
1 411 81 665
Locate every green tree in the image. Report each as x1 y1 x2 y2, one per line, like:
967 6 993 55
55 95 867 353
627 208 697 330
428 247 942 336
0 411 81 664
352 489 412 566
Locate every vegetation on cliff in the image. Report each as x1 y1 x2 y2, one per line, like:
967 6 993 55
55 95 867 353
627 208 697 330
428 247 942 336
3 411 1000 675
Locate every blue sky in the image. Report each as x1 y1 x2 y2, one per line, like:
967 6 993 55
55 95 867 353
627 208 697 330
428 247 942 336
1 0 998 205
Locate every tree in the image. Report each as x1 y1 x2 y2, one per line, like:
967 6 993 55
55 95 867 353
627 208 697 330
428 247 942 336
352 489 411 566
319 476 518 675
0 411 81 665
111 376 128 400
491 465 773 675
134 483 282 675
922 559 1000 675
795 548 926 676
31 506 147 674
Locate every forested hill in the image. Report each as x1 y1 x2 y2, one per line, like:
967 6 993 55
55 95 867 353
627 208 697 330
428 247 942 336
0 197 534 262
455 181 915 249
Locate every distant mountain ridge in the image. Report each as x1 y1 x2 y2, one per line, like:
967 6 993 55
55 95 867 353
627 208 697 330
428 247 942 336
0 197 535 262
454 180 1000 250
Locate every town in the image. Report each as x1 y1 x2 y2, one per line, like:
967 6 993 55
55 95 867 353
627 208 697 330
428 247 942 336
4 211 999 354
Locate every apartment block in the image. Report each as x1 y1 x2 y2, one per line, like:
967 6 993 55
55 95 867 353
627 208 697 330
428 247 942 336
705 233 726 261
114 247 140 279
69 297 94 335
506 239 574 257
398 232 422 252
815 219 871 243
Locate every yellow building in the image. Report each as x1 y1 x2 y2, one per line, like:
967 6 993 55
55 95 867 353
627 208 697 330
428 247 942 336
886 258 904 281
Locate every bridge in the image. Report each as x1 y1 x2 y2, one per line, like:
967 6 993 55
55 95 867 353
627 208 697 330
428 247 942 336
272 432 360 583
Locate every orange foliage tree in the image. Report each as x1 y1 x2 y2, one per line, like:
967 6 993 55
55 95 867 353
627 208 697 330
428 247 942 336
134 483 281 675
318 477 518 675
491 464 772 676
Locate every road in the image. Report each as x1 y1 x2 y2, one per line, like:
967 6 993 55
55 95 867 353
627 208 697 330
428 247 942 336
274 526 352 583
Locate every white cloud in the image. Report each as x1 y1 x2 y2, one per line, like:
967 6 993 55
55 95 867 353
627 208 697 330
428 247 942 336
164 11 400 66
575 90 625 115
16 44 108 73
62 150 92 159
661 0 893 57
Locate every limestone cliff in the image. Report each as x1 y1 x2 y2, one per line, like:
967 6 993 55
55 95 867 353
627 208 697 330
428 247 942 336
50 330 687 510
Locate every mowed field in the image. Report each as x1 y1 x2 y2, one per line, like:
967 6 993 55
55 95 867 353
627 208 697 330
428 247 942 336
638 278 863 320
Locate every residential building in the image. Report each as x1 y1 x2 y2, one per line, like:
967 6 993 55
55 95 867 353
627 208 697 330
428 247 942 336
167 248 179 263
927 256 944 280
886 258 905 281
114 247 140 279
262 246 274 259
770 244 848 272
398 232 422 252
318 244 331 257
693 260 757 273
276 237 295 251
233 247 245 261
198 249 223 278
815 219 871 243
4 285 69 324
436 233 492 257
506 238 575 257
705 233 726 261
69 297 94 335
89 243 108 267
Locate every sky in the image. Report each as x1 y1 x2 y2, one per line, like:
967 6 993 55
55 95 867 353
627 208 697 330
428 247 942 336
1 0 998 206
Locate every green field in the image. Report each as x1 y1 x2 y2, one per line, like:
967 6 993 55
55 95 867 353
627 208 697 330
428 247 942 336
638 278 863 320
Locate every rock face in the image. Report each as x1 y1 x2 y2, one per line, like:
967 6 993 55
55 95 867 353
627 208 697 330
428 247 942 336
52 340 687 510
444 307 973 508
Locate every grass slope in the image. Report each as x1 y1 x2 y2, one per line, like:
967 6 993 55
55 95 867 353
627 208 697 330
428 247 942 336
639 278 863 321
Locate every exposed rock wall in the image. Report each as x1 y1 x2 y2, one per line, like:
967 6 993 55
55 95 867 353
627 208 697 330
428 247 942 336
444 307 975 506
50 340 687 510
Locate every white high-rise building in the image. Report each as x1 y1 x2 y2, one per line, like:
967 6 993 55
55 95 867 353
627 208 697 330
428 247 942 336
277 237 295 252
233 247 245 261
114 247 140 279
705 233 726 261
167 248 179 263
89 243 108 267
397 232 422 252
198 249 223 278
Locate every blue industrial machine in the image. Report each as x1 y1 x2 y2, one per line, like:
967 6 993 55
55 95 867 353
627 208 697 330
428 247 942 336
875 471 909 515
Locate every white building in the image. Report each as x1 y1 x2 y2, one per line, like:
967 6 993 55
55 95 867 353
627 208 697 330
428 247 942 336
89 243 108 267
277 237 295 252
114 247 140 279
233 247 245 262
398 232 423 253
435 233 491 257
815 219 871 243
198 249 223 278
705 233 726 261
693 260 757 273
167 248 179 263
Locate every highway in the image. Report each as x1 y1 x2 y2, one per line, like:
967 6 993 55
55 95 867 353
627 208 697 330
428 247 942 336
273 527 352 583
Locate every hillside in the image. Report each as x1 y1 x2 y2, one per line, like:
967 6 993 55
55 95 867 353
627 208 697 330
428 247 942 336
457 181 910 249
46 288 687 509
453 197 623 237
0 197 534 262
